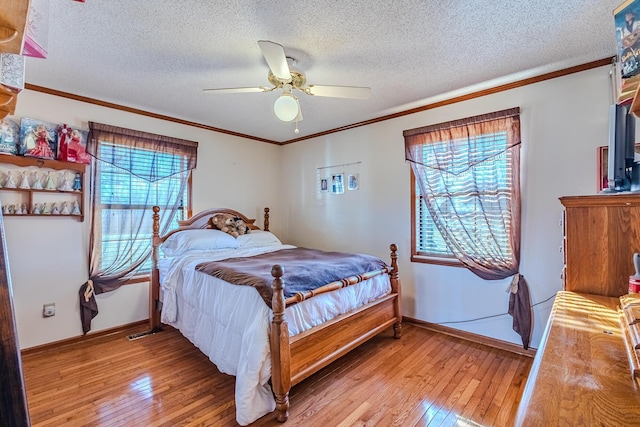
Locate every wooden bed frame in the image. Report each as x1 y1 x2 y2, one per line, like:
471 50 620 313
150 206 402 422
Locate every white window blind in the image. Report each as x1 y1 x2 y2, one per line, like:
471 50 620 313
415 131 513 259
97 143 188 272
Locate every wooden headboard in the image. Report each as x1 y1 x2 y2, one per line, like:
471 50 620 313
152 207 268 245
149 206 270 331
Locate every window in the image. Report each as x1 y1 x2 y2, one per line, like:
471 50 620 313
97 142 190 273
405 108 521 268
87 122 197 280
80 122 197 334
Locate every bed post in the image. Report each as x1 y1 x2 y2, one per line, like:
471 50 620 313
150 206 162 332
390 244 402 338
264 207 270 232
270 264 290 423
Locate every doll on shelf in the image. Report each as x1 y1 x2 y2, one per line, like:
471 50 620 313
51 203 59 215
69 129 90 164
4 172 16 189
20 203 28 215
25 124 54 159
60 201 70 215
18 171 30 189
32 203 40 214
41 203 50 214
44 171 56 190
2 205 8 215
73 172 82 191
31 171 43 190
58 172 73 192
71 200 81 215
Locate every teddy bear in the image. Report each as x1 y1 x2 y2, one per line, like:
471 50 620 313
233 217 251 236
209 213 236 235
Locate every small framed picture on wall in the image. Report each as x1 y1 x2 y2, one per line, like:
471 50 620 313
347 174 359 190
320 177 329 192
331 173 344 194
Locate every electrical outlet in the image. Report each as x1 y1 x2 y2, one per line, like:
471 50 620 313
43 303 55 317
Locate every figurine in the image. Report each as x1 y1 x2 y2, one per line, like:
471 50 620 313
15 204 23 214
73 172 82 191
61 201 70 215
4 172 16 189
8 204 15 214
41 202 50 214
18 171 30 189
58 172 73 192
71 200 81 215
2 205 8 215
32 203 41 214
31 171 43 190
20 203 28 214
44 171 56 190
51 203 59 215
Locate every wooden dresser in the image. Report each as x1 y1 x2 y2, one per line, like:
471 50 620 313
560 194 640 297
515 291 640 426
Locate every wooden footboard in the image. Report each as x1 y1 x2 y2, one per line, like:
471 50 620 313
269 244 402 423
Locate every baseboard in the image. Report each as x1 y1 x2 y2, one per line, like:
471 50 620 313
403 316 537 358
21 320 149 356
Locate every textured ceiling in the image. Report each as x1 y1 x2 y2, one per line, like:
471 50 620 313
25 0 620 143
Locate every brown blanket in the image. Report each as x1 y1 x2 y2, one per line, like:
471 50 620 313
195 247 387 308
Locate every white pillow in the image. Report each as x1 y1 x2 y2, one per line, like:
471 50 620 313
161 229 239 257
236 230 282 248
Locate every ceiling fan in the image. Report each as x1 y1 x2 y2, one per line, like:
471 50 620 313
203 40 371 132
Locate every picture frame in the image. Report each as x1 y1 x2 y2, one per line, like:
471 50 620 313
614 0 640 78
320 177 328 192
597 143 640 191
347 173 359 191
331 173 344 194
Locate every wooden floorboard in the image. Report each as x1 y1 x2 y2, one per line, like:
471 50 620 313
21 323 532 426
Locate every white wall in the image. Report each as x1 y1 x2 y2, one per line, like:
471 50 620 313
279 65 612 349
9 64 611 350
10 89 282 349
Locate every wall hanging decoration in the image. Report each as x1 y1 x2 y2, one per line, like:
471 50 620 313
331 173 344 194
317 161 362 197
347 174 359 191
320 177 328 192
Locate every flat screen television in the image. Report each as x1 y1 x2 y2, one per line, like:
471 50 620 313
603 103 637 193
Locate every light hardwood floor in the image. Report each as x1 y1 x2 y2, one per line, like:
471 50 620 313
21 323 532 426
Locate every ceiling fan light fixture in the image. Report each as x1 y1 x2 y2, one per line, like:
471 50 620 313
273 93 299 122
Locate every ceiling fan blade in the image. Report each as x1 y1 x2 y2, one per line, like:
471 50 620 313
304 85 371 99
203 86 272 94
258 40 291 82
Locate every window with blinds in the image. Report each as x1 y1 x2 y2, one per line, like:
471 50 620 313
97 143 188 272
413 130 513 262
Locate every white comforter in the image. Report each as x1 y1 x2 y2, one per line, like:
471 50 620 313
158 244 391 425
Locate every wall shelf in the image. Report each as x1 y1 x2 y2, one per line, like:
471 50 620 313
0 156 86 221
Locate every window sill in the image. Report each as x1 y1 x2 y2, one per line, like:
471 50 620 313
124 275 150 285
410 254 464 267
